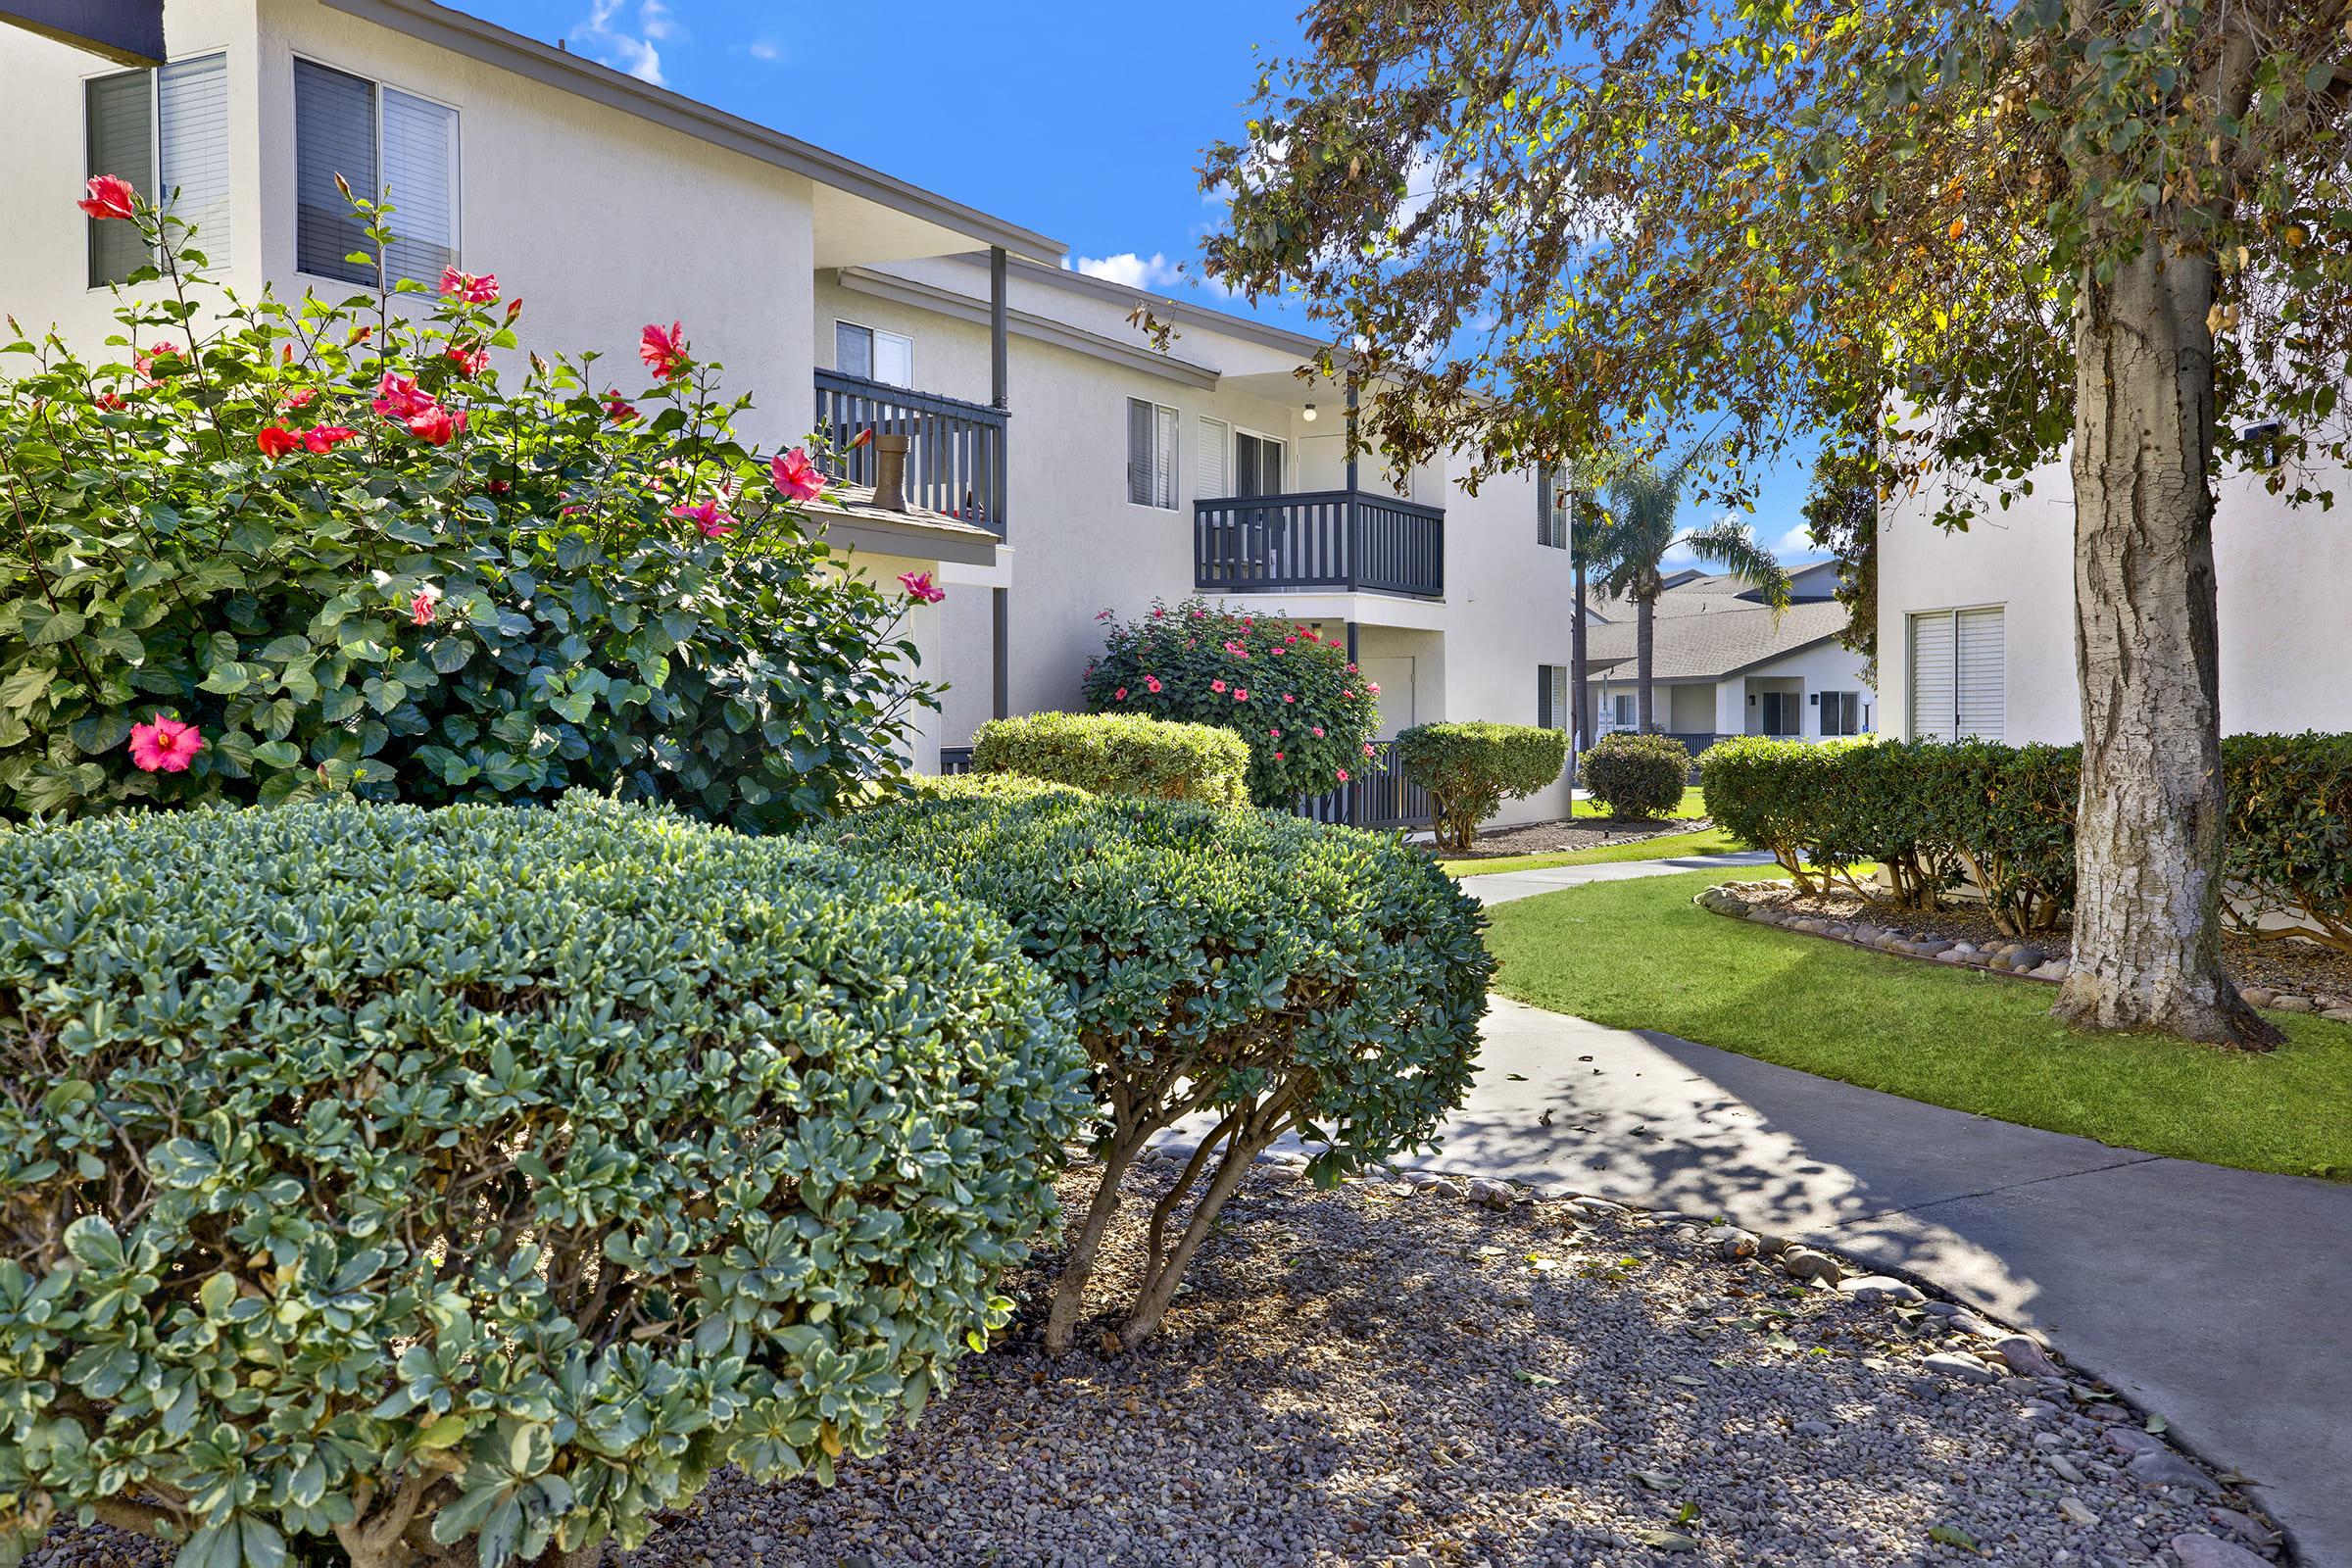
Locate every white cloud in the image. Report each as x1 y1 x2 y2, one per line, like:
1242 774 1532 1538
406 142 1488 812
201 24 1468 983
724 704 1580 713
574 0 673 85
1774 524 1823 560
1073 252 1185 290
747 39 781 62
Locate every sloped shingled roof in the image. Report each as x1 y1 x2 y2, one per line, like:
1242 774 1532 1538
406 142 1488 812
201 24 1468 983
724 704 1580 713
1584 597 1851 680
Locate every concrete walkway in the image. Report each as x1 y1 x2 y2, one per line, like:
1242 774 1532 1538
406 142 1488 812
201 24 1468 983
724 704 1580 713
1172 856 2352 1562
1456 849 1778 906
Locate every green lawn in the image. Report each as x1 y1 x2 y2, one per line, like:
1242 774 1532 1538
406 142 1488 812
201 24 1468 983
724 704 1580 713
1483 868 2352 1180
1573 785 1708 820
1440 826 1747 877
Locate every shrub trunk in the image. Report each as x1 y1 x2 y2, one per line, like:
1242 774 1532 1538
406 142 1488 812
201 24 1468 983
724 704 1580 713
2052 242 2278 1049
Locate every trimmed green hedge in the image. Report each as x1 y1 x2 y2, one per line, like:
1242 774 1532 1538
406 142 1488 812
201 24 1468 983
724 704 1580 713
2223 732 2352 953
827 789 1490 1353
1578 731 1692 819
0 795 1089 1568
1394 721 1568 852
903 770 1090 805
971 710 1250 808
1701 734 2352 947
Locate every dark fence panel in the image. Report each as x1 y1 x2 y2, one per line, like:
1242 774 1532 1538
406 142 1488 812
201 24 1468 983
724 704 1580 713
814 369 1007 534
1295 739 1431 829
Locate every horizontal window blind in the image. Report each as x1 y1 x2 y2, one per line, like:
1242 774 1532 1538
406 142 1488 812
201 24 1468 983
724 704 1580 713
86 70 154 287
1126 399 1153 506
380 87 457 286
1955 607 2006 740
1197 416 1229 500
835 321 873 378
1536 664 1568 730
295 59 377 284
1908 612 1958 740
1537 464 1567 548
159 55 231 269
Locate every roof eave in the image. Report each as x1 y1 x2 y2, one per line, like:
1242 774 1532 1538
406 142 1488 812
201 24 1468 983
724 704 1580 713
318 0 1066 265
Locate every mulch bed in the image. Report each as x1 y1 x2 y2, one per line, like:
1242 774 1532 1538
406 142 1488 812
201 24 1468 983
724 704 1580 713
1438 814 1709 862
1740 881 2352 1009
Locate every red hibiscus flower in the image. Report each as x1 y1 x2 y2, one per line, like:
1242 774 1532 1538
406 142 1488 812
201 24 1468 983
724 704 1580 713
603 393 639 425
77 174 137 221
255 424 300 460
445 344 490 378
282 388 318 411
372 371 435 418
407 405 466 446
302 424 359 453
639 321 689 378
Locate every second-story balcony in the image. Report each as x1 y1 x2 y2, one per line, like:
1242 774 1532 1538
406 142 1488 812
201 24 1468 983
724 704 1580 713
814 368 1007 534
1194 489 1445 599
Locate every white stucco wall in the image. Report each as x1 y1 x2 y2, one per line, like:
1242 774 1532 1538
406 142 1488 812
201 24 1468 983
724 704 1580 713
1878 454 2352 743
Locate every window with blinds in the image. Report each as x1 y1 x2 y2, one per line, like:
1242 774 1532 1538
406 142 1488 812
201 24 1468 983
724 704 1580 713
834 320 912 385
1536 664 1569 730
1908 606 2005 740
86 56 231 287
1126 398 1176 509
1536 464 1568 549
1197 417 1229 499
295 59 459 288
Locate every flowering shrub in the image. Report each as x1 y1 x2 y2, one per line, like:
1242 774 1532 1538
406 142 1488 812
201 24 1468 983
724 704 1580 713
829 789 1491 1354
1394 720 1568 852
1079 597 1379 806
0 794 1089 1568
971 710 1250 808
0 183 933 829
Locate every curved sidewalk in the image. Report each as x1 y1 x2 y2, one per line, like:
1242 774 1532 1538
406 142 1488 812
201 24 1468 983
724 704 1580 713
1423 859 2351 1563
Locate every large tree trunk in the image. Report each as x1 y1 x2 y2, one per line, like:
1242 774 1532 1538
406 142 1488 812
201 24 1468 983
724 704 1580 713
2052 241 2278 1049
1635 597 1655 732
1571 559 1591 750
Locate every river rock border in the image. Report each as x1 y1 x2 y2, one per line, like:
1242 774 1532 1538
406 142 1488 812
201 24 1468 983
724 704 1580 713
1696 879 2352 1021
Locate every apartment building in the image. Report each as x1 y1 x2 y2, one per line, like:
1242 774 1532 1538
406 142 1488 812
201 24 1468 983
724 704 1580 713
4 0 1583 823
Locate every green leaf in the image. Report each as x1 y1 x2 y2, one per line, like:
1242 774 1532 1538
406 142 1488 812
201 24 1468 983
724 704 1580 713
1928 1524 1980 1552
22 605 86 646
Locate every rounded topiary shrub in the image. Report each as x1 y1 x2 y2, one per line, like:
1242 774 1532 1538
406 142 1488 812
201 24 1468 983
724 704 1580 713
827 790 1490 1354
1079 598 1379 806
0 795 1088 1568
1578 731 1691 819
1394 721 1570 852
971 710 1250 808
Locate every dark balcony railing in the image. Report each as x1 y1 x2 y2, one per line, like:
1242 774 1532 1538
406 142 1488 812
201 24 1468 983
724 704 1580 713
1297 740 1432 830
814 368 1007 534
1195 490 1444 598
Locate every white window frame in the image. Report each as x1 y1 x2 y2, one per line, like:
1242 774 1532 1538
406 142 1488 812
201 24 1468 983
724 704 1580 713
291 54 463 289
834 318 913 386
83 51 232 290
1127 397 1179 511
1908 604 2006 741
1232 423 1288 497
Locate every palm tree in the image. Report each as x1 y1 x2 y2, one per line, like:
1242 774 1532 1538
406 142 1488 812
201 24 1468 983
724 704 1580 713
1588 456 1790 734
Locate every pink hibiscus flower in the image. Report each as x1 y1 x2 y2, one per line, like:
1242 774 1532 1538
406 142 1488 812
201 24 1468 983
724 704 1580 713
899 570 946 604
770 448 825 502
407 405 466 446
1210 679 1229 695
302 424 359 453
127 712 203 772
672 501 736 539
410 585 442 626
438 267 500 304
77 174 137 221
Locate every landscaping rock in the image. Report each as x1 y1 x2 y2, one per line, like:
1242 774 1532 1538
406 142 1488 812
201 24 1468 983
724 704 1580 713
2170 1533 2273 1568
1923 1351 2000 1384
2106 1427 2170 1458
2033 959 2071 981
1465 1177 1517 1210
2270 994 2314 1013
2325 1006 2352 1023
1992 1335 2064 1379
2205 1507 2280 1547
1838 1274 1926 1304
1781 1248 1844 1286
2237 987 2275 1008
2128 1448 2223 1494
1703 1224 1759 1260
2059 1496 2100 1528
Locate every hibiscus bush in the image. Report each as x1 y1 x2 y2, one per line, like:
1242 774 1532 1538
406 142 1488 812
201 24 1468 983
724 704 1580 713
0 180 932 829
0 794 1089 1568
1078 597 1379 807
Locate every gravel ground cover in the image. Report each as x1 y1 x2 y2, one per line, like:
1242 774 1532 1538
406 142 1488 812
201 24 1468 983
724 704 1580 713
1443 815 1707 863
615 1159 2278 1568
23 1159 2286 1568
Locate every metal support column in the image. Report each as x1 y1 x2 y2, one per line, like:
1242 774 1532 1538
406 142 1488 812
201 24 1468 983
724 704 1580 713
989 246 1010 723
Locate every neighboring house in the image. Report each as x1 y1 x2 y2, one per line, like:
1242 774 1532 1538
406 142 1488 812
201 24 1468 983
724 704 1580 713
1876 452 2352 743
1582 560 1875 753
2 0 1582 823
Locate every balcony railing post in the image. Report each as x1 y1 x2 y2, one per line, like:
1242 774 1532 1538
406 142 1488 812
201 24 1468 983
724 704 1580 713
1345 492 1362 595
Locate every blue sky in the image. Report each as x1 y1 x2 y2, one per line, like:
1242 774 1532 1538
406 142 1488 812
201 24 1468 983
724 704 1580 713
467 0 1822 563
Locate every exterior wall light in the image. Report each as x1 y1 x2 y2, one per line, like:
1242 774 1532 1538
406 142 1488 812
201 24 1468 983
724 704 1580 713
1303 402 1318 421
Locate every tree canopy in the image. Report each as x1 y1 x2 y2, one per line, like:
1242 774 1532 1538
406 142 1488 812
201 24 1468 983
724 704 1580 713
1201 0 2352 513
